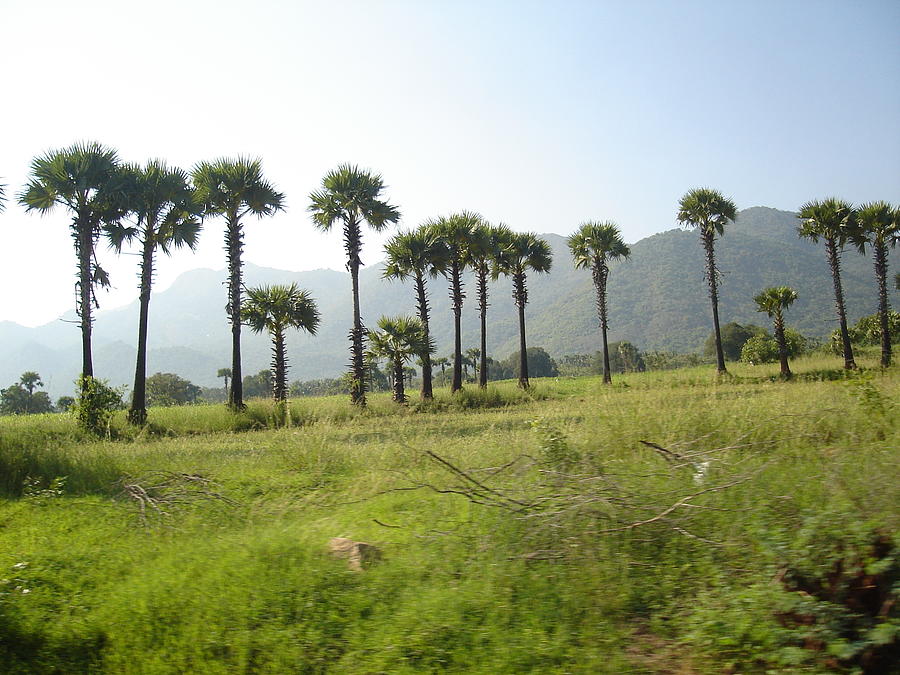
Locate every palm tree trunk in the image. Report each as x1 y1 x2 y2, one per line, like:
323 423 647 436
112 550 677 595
226 216 245 408
349 260 367 405
450 261 463 393
128 236 155 424
593 260 611 384
873 241 891 367
825 237 856 369
414 273 433 399
773 312 791 379
702 230 727 374
393 355 406 404
514 272 529 389
77 224 94 389
477 267 489 388
272 327 287 402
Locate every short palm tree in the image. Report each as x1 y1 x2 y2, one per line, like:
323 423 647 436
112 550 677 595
366 316 432 404
468 222 504 387
241 283 320 402
494 228 553 388
19 142 130 390
568 221 631 384
193 157 284 409
427 211 481 392
798 198 857 370
753 286 798 378
107 161 202 425
383 226 445 399
309 164 400 407
851 201 898 367
677 187 737 374
217 368 232 397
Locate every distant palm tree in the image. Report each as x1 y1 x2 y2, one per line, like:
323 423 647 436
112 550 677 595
468 223 504 387
568 221 631 384
309 164 400 406
753 286 798 378
241 284 320 402
427 212 481 392
465 347 481 382
433 356 450 378
107 161 202 425
677 188 737 374
193 157 284 408
798 198 857 370
217 368 232 397
367 316 431 404
851 201 899 367
494 229 553 388
19 142 130 391
383 226 445 399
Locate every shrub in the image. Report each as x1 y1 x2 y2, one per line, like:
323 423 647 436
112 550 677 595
73 376 125 435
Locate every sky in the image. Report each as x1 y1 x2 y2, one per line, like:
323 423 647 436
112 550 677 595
1 0 898 326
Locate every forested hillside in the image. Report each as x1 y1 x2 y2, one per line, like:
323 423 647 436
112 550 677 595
2 207 896 396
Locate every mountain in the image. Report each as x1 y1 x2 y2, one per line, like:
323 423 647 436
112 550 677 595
2 207 897 398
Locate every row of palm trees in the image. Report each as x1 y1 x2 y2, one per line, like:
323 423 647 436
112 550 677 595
7 142 897 421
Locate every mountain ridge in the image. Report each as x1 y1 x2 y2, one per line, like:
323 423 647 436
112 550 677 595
2 207 897 397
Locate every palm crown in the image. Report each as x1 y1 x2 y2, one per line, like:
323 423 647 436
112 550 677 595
383 227 444 281
309 164 401 262
568 221 630 267
797 198 856 244
242 284 320 337
494 229 553 279
367 316 432 363
852 201 899 253
753 286 798 317
677 187 737 236
193 157 285 219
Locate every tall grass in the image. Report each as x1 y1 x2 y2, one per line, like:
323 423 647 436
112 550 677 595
0 358 896 672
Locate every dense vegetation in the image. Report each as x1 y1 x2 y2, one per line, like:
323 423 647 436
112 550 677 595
0 354 897 673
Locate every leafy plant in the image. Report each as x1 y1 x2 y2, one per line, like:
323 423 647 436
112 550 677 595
73 376 125 435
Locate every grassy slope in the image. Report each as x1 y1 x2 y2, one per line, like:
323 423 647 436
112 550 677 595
0 354 897 673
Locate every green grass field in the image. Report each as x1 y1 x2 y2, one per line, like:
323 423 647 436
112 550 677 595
1 353 897 673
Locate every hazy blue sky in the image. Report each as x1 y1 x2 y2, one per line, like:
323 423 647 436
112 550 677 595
2 0 898 326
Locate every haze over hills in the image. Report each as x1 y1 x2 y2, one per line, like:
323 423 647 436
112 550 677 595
2 207 897 398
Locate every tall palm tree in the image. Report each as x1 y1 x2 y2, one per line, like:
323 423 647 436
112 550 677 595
18 142 130 391
383 226 445 400
494 229 553 388
568 221 631 384
468 222 504 387
427 211 481 392
851 201 899 367
366 316 431 404
677 187 737 374
107 161 202 425
753 286 798 379
309 164 400 406
193 157 284 409
798 198 857 370
241 283 320 402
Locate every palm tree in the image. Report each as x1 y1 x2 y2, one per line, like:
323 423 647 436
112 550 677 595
468 223 504 387
193 157 284 409
677 188 737 374
107 161 202 425
568 221 631 384
217 368 232 397
241 284 320 402
494 229 553 388
465 347 481 382
366 316 431 404
851 202 899 367
383 226 445 399
427 211 481 392
18 142 130 391
433 356 450 378
309 164 400 406
798 198 857 370
753 286 798 378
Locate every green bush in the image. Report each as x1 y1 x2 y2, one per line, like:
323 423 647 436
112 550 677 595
73 376 125 435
